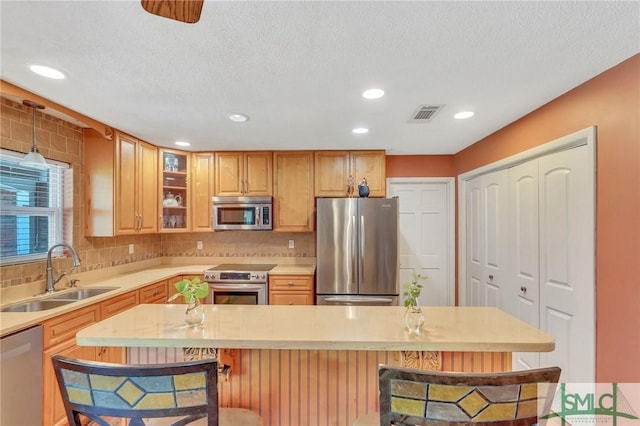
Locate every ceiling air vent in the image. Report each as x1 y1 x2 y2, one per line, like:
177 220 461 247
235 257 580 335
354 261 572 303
409 104 443 123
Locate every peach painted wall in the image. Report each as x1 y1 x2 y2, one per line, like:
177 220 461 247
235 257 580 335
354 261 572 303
386 155 454 177
454 54 640 382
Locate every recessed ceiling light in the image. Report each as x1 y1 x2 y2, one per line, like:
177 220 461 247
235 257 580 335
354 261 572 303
174 141 190 147
352 127 369 134
228 113 249 123
362 88 385 100
29 64 65 80
454 111 475 119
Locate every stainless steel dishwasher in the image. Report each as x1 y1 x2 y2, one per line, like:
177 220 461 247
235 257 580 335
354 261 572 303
1 325 43 426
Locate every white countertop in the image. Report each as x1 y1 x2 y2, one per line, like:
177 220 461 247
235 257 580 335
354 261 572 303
76 304 555 352
0 259 315 337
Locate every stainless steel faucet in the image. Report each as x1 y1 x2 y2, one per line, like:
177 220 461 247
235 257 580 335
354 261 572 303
45 243 81 294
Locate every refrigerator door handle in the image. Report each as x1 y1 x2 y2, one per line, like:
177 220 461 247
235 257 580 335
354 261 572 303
351 214 357 287
323 296 395 304
359 215 365 280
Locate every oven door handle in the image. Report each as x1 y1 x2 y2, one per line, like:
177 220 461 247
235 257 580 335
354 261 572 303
210 284 265 290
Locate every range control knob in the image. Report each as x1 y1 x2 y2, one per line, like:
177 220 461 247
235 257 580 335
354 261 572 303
260 274 266 279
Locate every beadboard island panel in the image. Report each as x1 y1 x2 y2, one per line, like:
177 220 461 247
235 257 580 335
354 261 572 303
76 304 552 426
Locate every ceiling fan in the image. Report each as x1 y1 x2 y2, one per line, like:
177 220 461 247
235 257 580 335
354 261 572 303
140 0 204 24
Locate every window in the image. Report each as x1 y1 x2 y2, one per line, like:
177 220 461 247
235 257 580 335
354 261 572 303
0 149 71 265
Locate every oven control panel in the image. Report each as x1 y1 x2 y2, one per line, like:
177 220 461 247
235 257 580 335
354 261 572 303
203 269 268 283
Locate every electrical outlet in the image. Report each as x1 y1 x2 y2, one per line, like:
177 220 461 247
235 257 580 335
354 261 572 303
197 241 203 250
128 244 134 254
288 239 295 249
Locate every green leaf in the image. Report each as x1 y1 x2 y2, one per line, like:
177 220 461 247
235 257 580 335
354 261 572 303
168 277 210 303
193 281 209 298
175 280 189 293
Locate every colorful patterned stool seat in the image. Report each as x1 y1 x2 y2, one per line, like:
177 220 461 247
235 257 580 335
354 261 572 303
355 365 560 425
52 355 262 426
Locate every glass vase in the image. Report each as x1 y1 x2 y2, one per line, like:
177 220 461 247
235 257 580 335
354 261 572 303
404 305 424 335
185 300 205 327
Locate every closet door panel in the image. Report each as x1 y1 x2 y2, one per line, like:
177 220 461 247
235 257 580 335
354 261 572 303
481 170 508 308
539 145 594 383
465 178 483 306
508 160 540 370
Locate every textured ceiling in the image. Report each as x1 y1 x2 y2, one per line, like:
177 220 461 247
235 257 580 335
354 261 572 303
1 1 638 154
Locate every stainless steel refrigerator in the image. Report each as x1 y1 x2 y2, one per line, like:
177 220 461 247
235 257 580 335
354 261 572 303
316 197 399 305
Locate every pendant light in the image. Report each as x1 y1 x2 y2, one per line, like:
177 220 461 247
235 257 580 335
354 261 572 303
20 100 49 169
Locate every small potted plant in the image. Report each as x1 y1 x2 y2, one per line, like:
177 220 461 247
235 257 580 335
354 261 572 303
403 273 426 335
168 277 209 327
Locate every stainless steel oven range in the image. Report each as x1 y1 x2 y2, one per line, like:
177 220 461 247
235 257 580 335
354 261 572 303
203 264 277 305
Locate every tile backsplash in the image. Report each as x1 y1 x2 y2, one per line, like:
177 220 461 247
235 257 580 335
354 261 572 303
161 231 315 258
0 96 314 290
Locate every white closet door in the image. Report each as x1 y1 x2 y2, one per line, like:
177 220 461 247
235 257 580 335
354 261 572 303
539 145 595 383
388 179 454 306
508 160 540 370
465 171 508 308
465 176 483 306
482 170 509 308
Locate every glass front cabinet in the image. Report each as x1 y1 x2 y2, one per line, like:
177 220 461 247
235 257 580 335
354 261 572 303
160 150 189 231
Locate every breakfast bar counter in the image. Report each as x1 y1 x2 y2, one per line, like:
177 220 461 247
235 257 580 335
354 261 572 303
76 304 554 426
76 304 554 353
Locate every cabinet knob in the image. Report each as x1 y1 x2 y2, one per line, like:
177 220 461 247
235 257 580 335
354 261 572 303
288 301 293 305
520 286 527 293
488 275 494 281
288 281 293 286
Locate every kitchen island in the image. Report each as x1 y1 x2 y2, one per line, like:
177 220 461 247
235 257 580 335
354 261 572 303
77 304 554 426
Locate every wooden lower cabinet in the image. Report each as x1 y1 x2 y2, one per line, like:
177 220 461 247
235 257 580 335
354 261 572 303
43 338 98 426
41 303 100 426
101 290 139 318
139 279 168 304
268 274 314 305
40 280 167 426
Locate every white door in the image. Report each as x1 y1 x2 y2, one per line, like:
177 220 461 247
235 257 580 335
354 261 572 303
539 145 594 383
465 176 483 306
464 171 508 308
481 170 509 308
459 127 595 383
508 160 541 370
387 178 454 306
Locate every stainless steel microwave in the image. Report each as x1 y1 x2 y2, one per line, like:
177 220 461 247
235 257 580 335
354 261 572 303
212 196 272 231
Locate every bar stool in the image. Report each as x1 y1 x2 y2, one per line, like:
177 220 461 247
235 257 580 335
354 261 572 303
354 364 561 425
52 355 262 426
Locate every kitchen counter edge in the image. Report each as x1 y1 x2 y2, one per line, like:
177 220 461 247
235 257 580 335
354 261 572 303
0 262 316 337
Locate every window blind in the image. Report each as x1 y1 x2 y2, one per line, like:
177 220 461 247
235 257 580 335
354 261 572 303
0 149 70 265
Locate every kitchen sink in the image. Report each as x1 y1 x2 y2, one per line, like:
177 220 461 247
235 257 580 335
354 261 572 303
1 299 74 313
1 287 119 312
49 287 118 301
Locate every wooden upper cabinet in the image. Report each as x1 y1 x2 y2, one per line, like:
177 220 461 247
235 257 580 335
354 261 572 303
138 142 159 232
273 151 315 232
159 149 190 232
116 134 158 234
351 151 386 198
215 152 272 196
190 152 214 231
84 129 157 236
314 150 386 197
